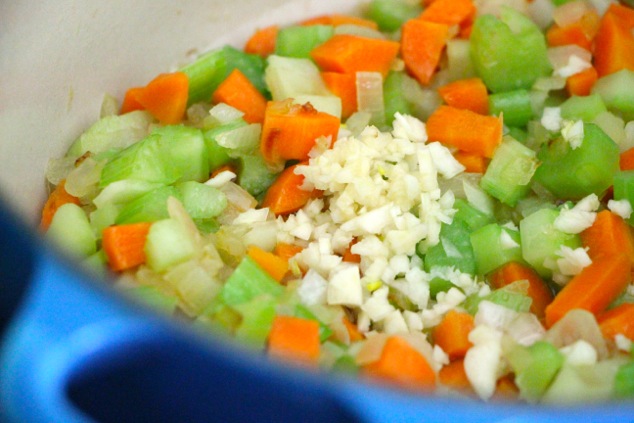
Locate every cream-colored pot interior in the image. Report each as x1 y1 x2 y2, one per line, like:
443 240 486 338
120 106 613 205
0 0 362 225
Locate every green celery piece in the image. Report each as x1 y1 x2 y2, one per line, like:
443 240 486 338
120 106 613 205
519 207 581 277
534 123 620 200
560 94 607 122
294 304 334 342
480 136 539 206
447 39 476 82
592 69 634 121
366 0 422 32
505 341 564 403
92 179 164 210
151 125 210 183
615 361 634 398
332 354 359 375
488 89 534 127
115 185 181 224
453 198 494 231
275 25 334 59
265 55 330 101
613 171 634 225
429 277 456 299
82 249 108 277
145 218 197 273
89 203 120 238
180 46 268 105
124 285 178 314
541 360 622 404
470 7 551 93
384 71 413 125
203 119 246 170
463 282 532 314
195 299 242 334
233 294 278 349
237 154 279 197
46 203 97 259
193 218 220 234
176 181 227 219
470 223 523 276
507 126 528 143
219 256 284 306
423 219 476 275
99 133 180 188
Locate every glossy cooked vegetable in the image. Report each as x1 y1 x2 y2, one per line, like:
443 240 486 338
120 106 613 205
42 0 634 405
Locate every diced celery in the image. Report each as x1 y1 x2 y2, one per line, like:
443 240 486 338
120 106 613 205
99 133 180 187
332 354 359 375
592 69 634 121
614 361 634 398
519 207 581 277
464 282 532 314
233 295 277 349
613 170 634 225
115 186 181 224
265 55 330 101
275 25 334 59
151 125 210 183
592 111 626 151
453 198 494 231
92 179 164 210
82 249 108 277
193 218 220 234
470 8 551 93
214 123 261 156
219 256 284 306
203 120 246 171
504 340 564 403
237 154 278 197
507 126 528 143
144 218 197 273
560 94 607 122
488 89 534 127
89 203 120 238
124 285 178 314
429 277 456 299
384 71 413 125
534 123 620 200
366 0 422 32
67 111 154 159
294 304 334 342
470 223 523 275
181 46 268 104
46 203 97 259
480 136 539 206
176 181 227 219
423 219 476 275
541 360 622 404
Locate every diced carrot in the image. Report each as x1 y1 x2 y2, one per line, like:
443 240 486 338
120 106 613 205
246 244 289 282
437 77 489 115
342 238 361 263
401 19 450 85
544 253 632 328
419 0 476 26
274 243 304 262
261 164 321 216
580 210 634 265
565 66 598 97
302 14 379 30
102 222 153 272
135 72 189 125
426 105 503 158
598 303 634 341
268 315 321 366
260 100 340 165
120 87 145 114
432 310 474 360
363 336 436 391
620 147 634 171
212 68 267 124
594 5 634 77
40 180 81 231
546 23 593 51
453 151 488 174
342 315 365 342
321 72 357 119
489 261 554 319
438 359 473 394
310 34 400 78
244 25 279 57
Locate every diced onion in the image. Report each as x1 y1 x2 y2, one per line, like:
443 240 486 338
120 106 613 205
356 71 385 128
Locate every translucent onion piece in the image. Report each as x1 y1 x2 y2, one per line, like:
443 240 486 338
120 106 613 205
356 71 385 128
553 0 591 28
65 157 104 200
209 103 244 125
345 112 372 137
355 333 389 365
528 0 556 30
100 93 119 118
544 309 609 360
216 123 261 155
45 156 76 185
335 24 386 39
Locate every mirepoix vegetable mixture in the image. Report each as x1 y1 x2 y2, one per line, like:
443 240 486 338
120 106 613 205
41 0 634 404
